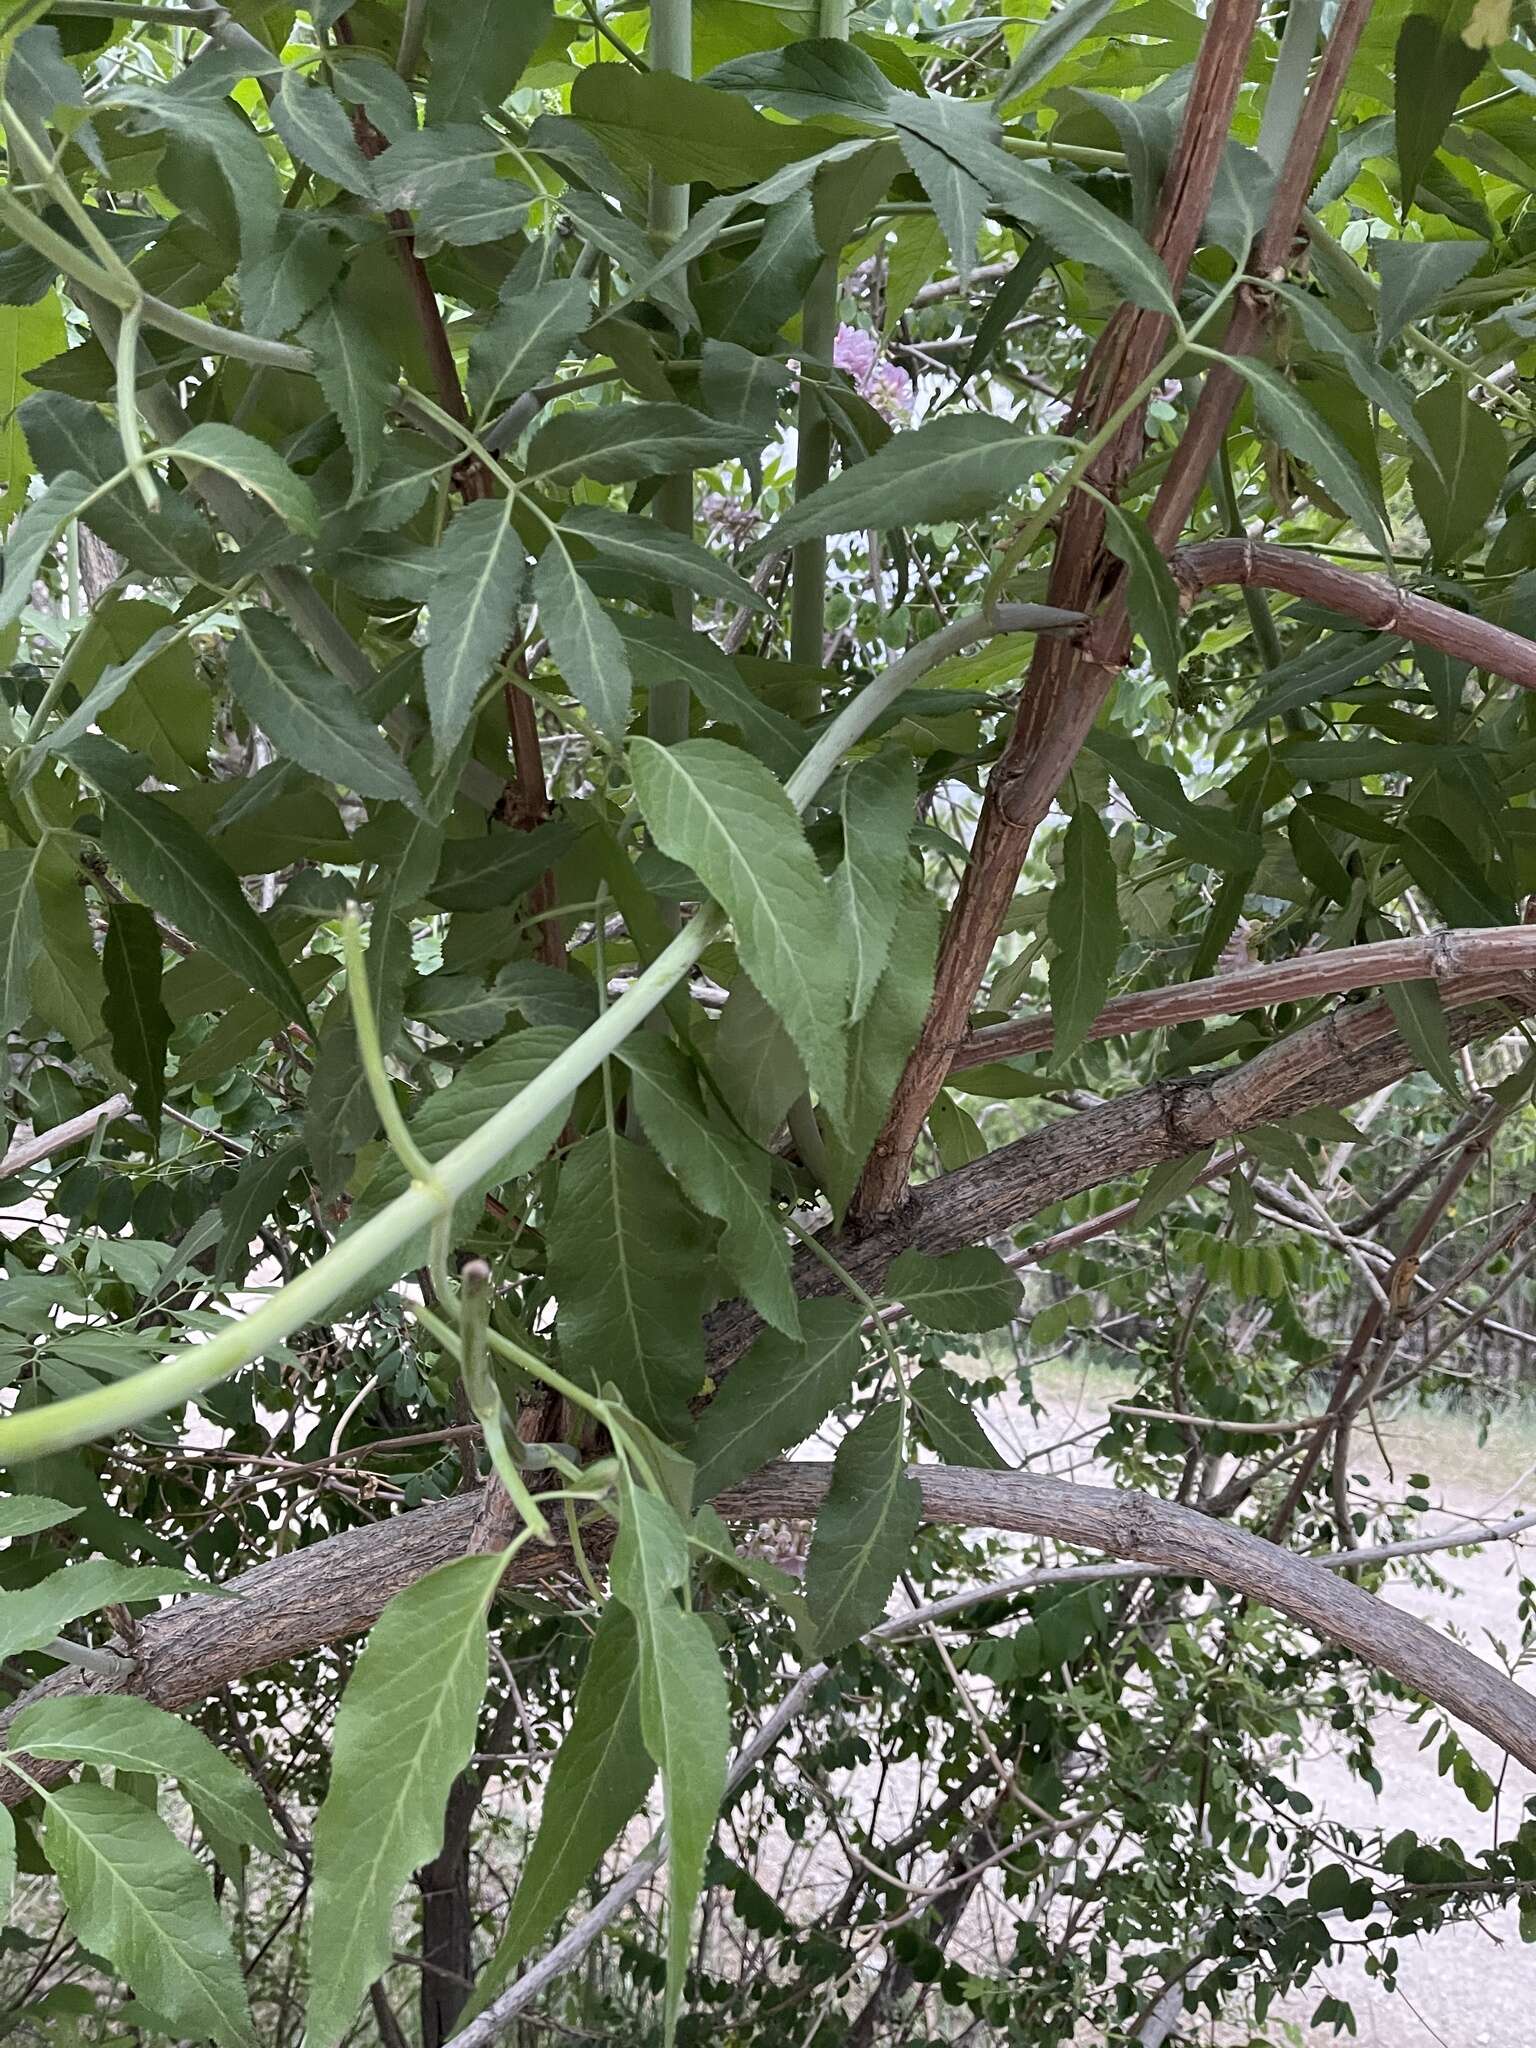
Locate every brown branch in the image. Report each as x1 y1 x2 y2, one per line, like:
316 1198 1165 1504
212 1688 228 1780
853 0 1369 1220
1173 539 1536 687
956 926 1536 1067
717 1464 1536 1773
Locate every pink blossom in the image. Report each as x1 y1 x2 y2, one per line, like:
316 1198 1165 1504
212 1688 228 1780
833 322 914 421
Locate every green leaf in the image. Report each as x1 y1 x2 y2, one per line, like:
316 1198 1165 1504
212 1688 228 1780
895 97 994 277
0 291 67 525
228 612 423 813
423 500 527 760
804 1401 921 1656
1046 801 1123 1063
1230 355 1391 558
101 902 170 1143
833 751 917 1025
561 504 766 613
1384 973 1462 1096
1100 501 1181 685
0 1806 13 1926
39 1783 253 2047
459 1604 654 2026
569 63 824 189
826 877 939 1220
372 125 531 248
305 1554 506 2048
620 1034 798 1337
271 71 375 199
468 275 590 418
0 1562 206 1664
166 423 319 536
526 402 748 489
1376 238 1484 350
994 0 1120 105
983 154 1176 313
298 288 397 495
238 211 352 341
691 1299 864 1505
0 1494 79 1541
534 543 632 737
1395 12 1485 206
425 0 552 126
216 1140 304 1284
909 1365 1006 1469
97 791 306 1022
1086 729 1261 870
609 1478 730 2044
547 1127 713 1435
1268 284 1434 462
0 843 44 1036
710 971 808 1145
55 598 209 784
886 1246 1022 1332
756 415 1069 551
1408 378 1506 562
14 1696 281 1857
0 469 94 627
1132 1147 1216 1227
616 617 804 782
426 817 580 913
1396 814 1515 926
630 738 849 1116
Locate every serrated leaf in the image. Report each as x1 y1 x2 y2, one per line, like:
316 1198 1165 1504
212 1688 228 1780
373 125 531 247
101 902 170 1143
0 469 94 627
609 1478 730 2044
97 792 306 1022
166 423 318 535
804 1402 920 1656
237 210 352 340
1087 729 1260 871
0 843 44 1036
709 971 807 1145
562 504 765 613
534 543 632 736
0 292 67 525
833 751 917 1025
570 62 823 189
468 275 590 418
547 1127 713 1435
983 154 1175 312
756 415 1069 551
1396 12 1485 206
14 1696 281 1857
425 0 552 126
1100 501 1181 685
458 1604 653 2026
630 738 848 1115
616 617 804 782
909 1365 1006 1469
305 1554 506 2048
1376 238 1483 350
271 71 374 198
887 1245 1022 1333
47 598 209 784
1230 355 1391 558
298 289 397 495
0 1562 206 1664
1408 378 1505 563
0 1494 79 1540
825 876 939 1220
426 817 580 913
423 500 527 760
39 1784 253 2047
896 115 989 279
216 1139 304 1284
691 1298 864 1504
620 1034 798 1337
994 0 1120 105
526 402 748 489
228 612 423 813
1396 814 1515 926
1046 802 1122 1063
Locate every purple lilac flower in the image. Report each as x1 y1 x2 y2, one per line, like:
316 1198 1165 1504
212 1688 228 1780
833 322 914 421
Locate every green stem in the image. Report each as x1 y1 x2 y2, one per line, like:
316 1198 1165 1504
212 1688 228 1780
341 907 439 1191
113 296 160 513
783 1210 906 1401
